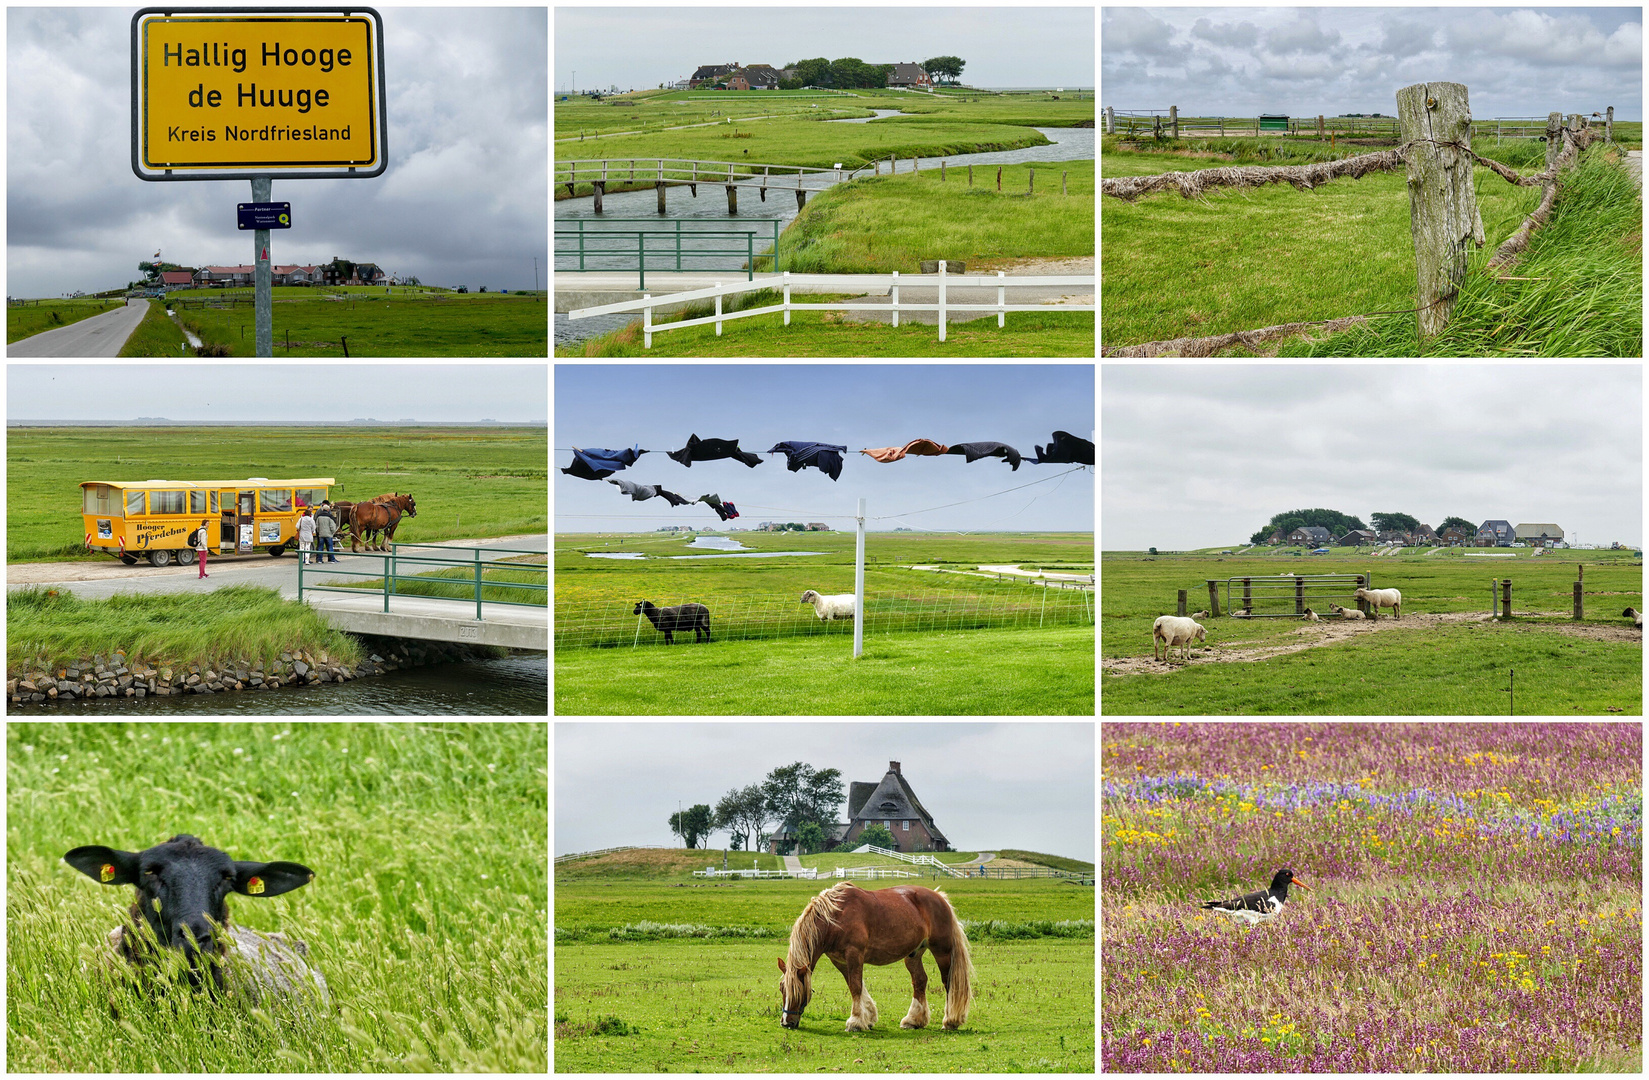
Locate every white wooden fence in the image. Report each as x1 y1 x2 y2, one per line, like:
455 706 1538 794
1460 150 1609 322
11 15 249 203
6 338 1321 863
855 844 967 877
567 261 1095 346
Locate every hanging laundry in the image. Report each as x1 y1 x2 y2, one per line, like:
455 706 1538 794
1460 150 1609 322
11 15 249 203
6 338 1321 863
561 445 644 480
768 441 848 481
861 438 949 463
1034 431 1094 465
698 494 740 522
945 441 1024 471
666 435 762 469
607 478 690 506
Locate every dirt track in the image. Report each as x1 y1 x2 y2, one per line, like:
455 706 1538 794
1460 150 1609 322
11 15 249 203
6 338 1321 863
1105 611 1642 675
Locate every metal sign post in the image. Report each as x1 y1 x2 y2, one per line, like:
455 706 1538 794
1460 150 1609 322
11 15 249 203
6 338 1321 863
253 175 271 356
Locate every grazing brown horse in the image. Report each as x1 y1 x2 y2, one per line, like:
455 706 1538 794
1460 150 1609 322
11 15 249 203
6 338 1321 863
349 493 417 552
777 882 973 1033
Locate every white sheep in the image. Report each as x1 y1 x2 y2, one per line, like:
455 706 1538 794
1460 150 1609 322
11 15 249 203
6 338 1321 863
1624 607 1642 628
1302 607 1320 621
1152 615 1207 662
1328 603 1366 620
1190 610 1210 619
1231 608 1251 618
1354 587 1402 619
800 589 856 621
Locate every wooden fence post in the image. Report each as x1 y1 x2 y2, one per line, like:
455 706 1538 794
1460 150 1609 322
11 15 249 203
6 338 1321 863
1607 105 1613 142
1205 580 1221 618
1105 105 1114 134
996 166 1002 192
1396 82 1484 340
1177 589 1187 617
1317 114 1325 138
968 164 973 187
1062 170 1067 195
1029 167 1034 195
1545 112 1563 168
1169 105 1178 139
941 160 946 182
1500 579 1512 620
1573 580 1583 620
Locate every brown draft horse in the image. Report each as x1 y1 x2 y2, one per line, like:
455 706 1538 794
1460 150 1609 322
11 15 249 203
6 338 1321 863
777 882 973 1033
348 493 417 552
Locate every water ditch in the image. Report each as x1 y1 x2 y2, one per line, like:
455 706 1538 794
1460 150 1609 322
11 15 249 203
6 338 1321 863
554 126 1094 345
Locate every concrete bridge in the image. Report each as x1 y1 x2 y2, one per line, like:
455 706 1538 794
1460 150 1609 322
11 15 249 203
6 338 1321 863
298 541 547 651
557 157 873 214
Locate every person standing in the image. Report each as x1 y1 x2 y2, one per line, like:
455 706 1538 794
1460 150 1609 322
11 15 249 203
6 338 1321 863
315 500 340 563
194 519 211 579
296 508 317 564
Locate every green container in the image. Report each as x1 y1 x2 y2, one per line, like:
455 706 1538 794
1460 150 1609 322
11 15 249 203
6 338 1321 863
1258 114 1289 131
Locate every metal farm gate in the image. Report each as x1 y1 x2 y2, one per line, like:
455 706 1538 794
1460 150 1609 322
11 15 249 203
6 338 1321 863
1222 573 1372 618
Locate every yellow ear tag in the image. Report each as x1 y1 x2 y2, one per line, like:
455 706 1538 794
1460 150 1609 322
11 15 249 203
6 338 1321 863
247 876 265 894
100 864 116 882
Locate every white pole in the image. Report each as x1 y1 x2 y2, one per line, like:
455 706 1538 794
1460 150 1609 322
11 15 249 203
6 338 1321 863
891 270 899 328
853 497 866 658
938 260 947 343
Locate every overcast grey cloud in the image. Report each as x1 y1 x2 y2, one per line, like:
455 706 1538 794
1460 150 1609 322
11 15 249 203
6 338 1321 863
1101 365 1642 551
7 363 548 423
8 6 548 298
554 6 1094 92
1102 7 1642 119
555 722 1095 858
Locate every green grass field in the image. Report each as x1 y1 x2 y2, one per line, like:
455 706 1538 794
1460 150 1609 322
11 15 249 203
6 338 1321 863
7 583 364 672
6 297 129 342
1101 137 1641 356
1101 550 1643 715
554 854 1094 1072
778 162 1093 273
162 291 548 357
7 426 546 563
7 722 546 1072
556 626 1095 715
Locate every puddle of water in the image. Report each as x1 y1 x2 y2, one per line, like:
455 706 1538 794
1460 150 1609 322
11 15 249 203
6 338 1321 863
669 551 826 559
586 552 645 559
686 536 747 550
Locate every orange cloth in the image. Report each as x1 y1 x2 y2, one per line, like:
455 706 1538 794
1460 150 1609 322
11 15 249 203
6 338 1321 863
861 438 949 462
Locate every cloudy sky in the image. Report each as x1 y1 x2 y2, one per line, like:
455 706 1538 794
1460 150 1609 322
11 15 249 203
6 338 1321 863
555 722 1095 858
1103 7 1642 119
554 5 1095 92
555 364 1095 532
1101 364 1643 551
8 5 547 298
8 363 548 423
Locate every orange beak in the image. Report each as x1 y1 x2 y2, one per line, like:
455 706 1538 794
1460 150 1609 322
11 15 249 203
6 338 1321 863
1291 876 1313 891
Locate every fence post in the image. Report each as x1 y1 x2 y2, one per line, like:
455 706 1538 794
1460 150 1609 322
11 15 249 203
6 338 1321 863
1204 580 1221 618
1545 112 1563 168
1242 577 1252 613
1169 105 1178 139
1295 576 1305 615
1318 114 1325 138
996 271 1005 328
1573 580 1583 620
1607 106 1613 142
1105 105 1114 134
1500 578 1512 620
996 165 1002 192
941 159 946 182
937 260 947 343
1396 82 1484 341
890 270 899 328
968 164 973 187
1178 589 1187 617
1029 167 1034 195
782 272 791 326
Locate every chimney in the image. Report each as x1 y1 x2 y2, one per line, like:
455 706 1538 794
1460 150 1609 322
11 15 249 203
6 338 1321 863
890 761 901 774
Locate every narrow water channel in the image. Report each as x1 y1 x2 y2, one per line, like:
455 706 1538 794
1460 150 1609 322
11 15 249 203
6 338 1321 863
554 126 1094 345
19 653 547 715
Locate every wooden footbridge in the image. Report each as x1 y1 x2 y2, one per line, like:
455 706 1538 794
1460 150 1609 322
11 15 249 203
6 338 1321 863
557 157 876 214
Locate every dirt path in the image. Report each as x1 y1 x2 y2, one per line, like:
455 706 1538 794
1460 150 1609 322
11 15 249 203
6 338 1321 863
1626 150 1642 192
1105 611 1641 675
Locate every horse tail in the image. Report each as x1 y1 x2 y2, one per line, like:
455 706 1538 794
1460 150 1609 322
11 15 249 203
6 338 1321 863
940 892 974 1029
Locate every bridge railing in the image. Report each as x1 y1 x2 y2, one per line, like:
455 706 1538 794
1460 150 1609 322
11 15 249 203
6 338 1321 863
556 217 784 286
297 543 546 620
557 158 853 191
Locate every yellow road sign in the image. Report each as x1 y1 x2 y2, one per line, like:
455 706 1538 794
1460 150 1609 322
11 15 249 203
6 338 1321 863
132 8 386 180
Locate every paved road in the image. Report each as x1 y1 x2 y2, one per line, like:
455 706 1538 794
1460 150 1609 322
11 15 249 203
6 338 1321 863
8 299 150 356
6 534 548 602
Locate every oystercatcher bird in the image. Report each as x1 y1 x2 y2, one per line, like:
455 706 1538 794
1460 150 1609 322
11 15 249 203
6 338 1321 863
1202 868 1312 927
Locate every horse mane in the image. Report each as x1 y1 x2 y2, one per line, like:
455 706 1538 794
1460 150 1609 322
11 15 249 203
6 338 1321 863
784 882 855 980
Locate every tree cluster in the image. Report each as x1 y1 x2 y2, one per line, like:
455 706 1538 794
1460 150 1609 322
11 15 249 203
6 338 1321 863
921 56 965 84
784 57 897 90
673 760 847 856
1250 508 1366 545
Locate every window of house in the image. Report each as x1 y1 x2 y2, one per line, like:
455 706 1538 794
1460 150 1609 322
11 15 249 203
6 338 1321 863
903 820 909 831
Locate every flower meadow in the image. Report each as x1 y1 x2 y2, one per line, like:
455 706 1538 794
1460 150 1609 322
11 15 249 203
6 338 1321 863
1101 723 1642 1072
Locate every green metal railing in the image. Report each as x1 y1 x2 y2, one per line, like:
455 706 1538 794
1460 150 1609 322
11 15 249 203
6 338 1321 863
555 217 783 288
297 542 546 621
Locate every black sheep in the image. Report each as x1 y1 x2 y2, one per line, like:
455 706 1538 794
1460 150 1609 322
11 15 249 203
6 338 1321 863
633 600 712 644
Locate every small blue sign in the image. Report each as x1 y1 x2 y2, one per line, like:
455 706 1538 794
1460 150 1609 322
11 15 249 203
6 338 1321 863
237 202 292 230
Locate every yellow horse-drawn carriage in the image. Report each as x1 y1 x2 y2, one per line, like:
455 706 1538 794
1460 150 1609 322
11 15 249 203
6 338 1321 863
81 478 335 566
